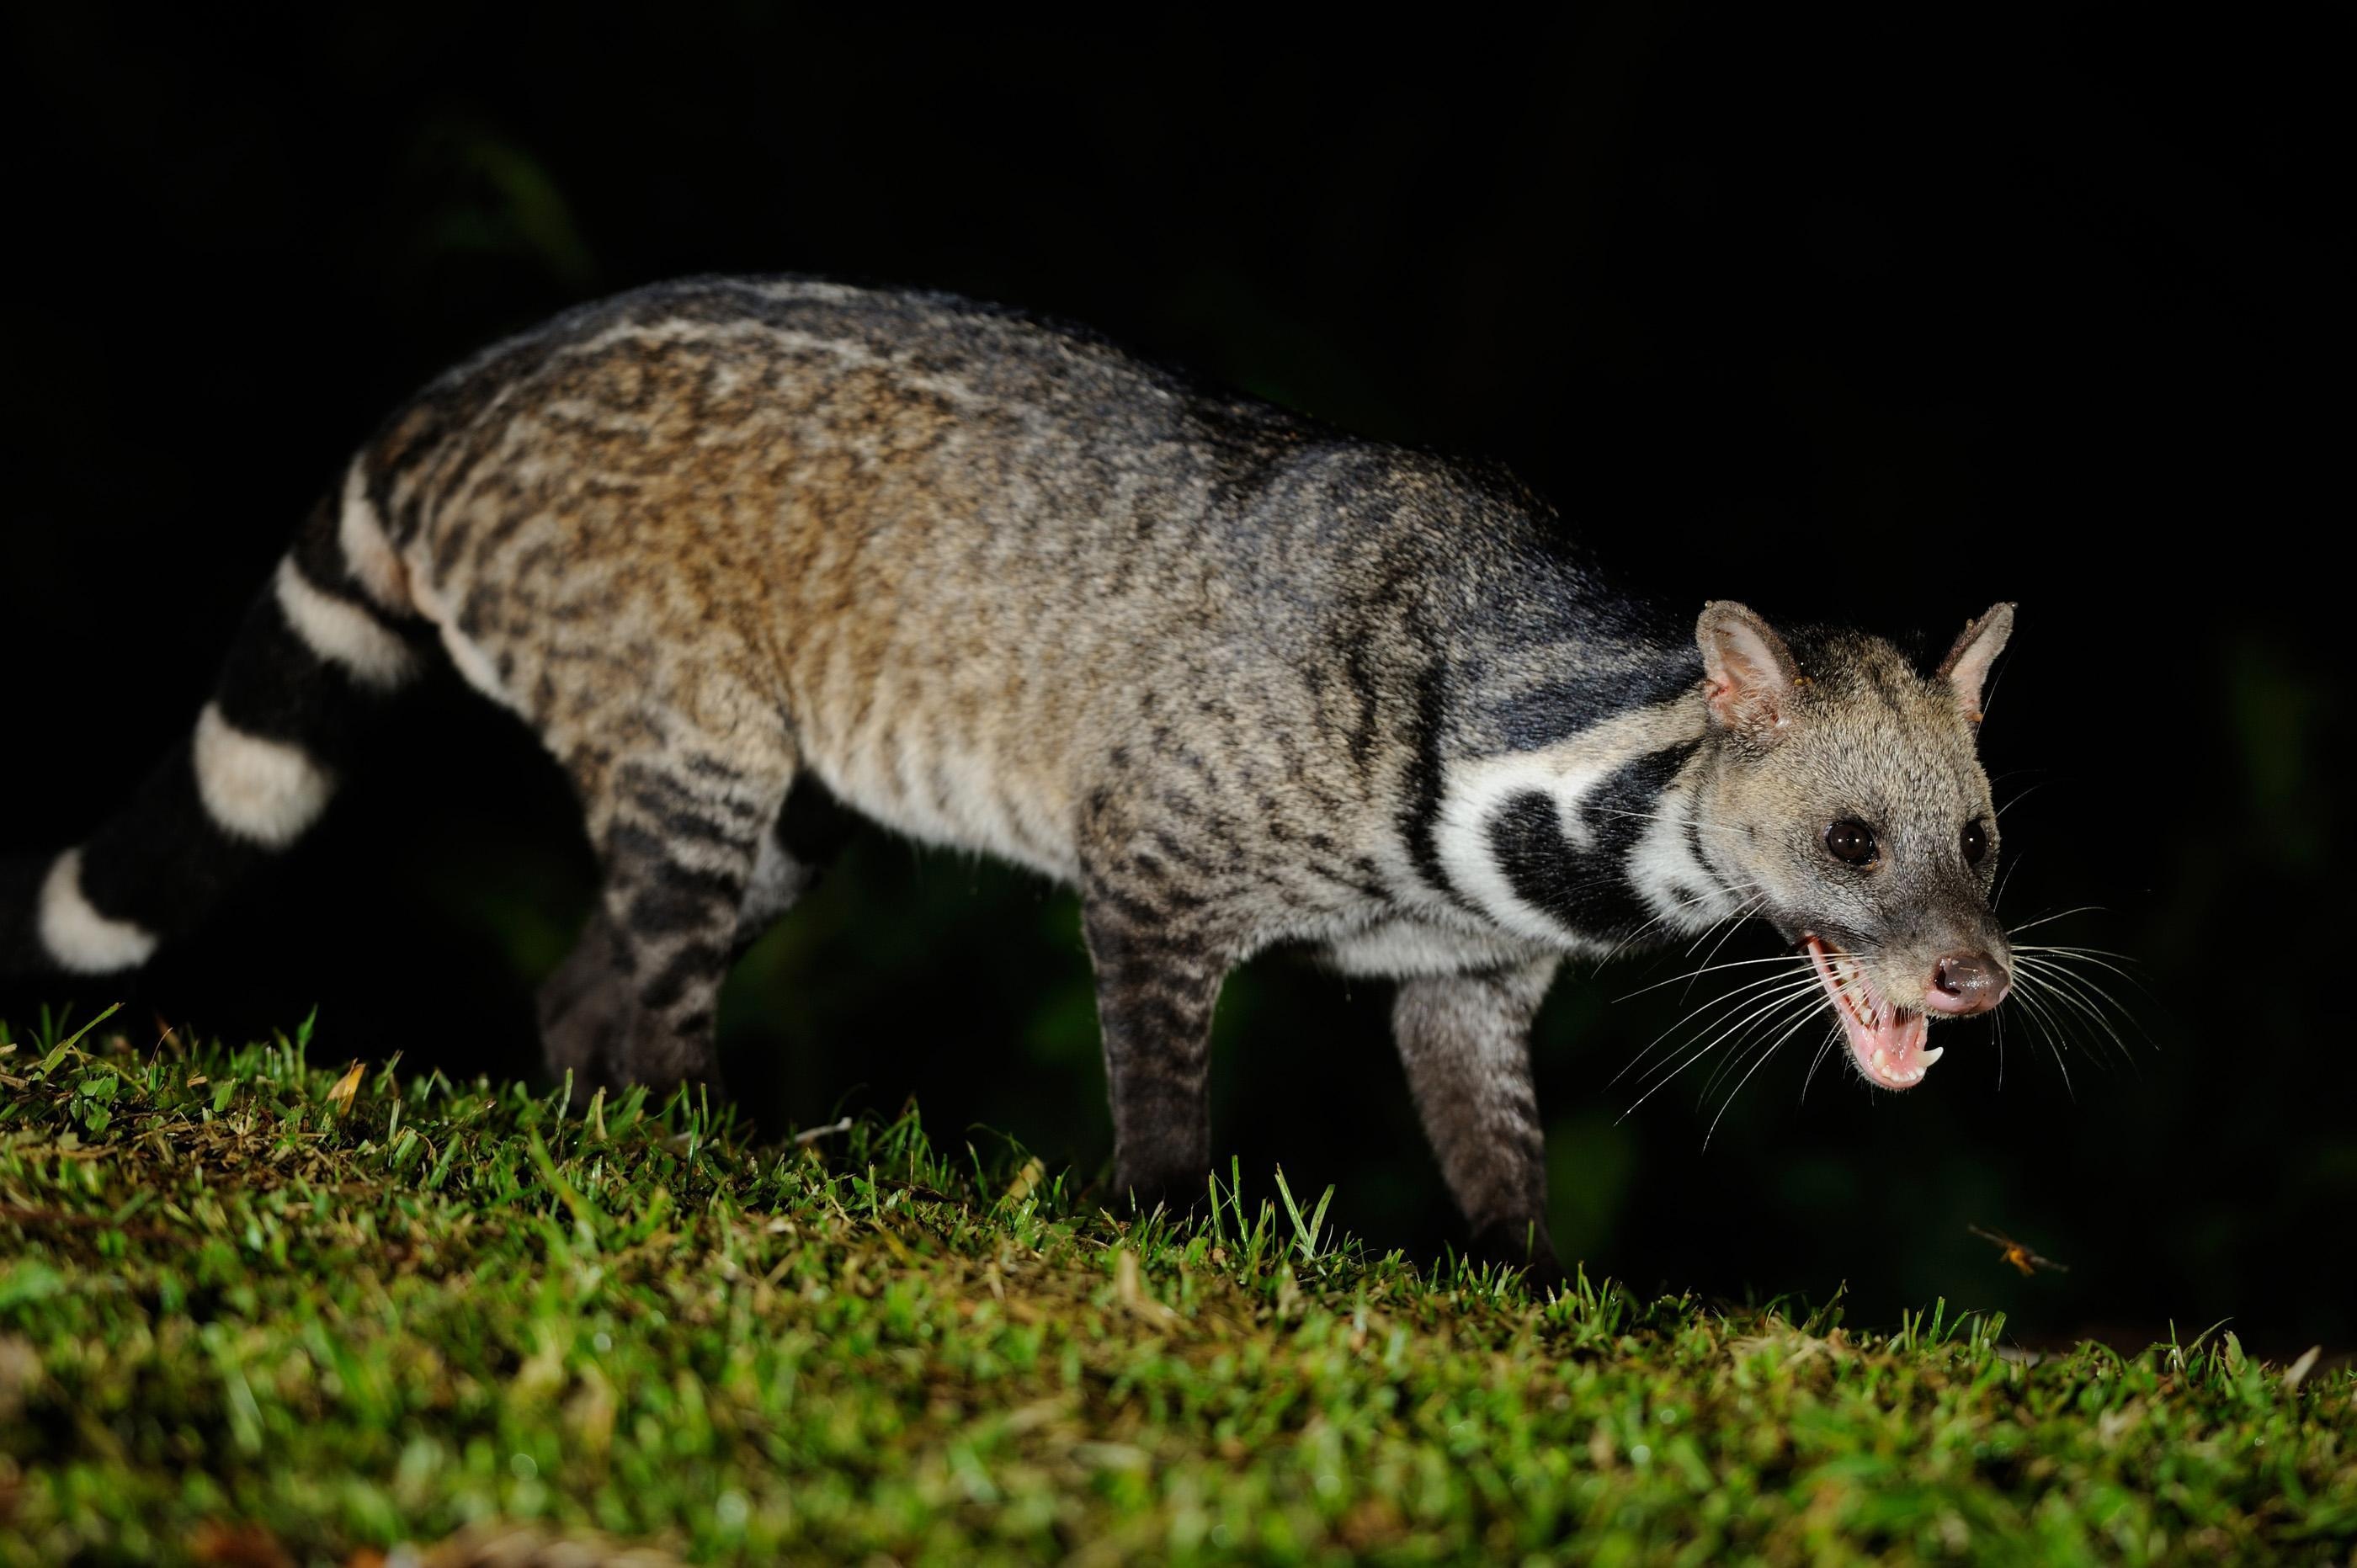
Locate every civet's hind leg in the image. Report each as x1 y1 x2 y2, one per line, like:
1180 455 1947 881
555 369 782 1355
1393 959 1564 1283
539 747 796 1091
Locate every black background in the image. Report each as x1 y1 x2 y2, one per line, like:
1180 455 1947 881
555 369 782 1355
3 9 2343 1350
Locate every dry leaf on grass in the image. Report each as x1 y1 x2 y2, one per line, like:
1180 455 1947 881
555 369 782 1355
326 1060 365 1119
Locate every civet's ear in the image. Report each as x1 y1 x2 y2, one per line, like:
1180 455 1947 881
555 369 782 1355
1696 601 1803 734
1934 603 2016 725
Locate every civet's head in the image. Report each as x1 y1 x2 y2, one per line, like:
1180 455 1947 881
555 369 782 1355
1693 601 2015 1092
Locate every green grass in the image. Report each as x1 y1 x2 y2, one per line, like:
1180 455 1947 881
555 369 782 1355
2 1011 2350 1565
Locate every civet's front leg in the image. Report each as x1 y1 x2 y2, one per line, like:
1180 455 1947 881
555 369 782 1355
1393 959 1563 1282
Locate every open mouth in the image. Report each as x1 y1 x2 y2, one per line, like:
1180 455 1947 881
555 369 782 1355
1802 935 1942 1091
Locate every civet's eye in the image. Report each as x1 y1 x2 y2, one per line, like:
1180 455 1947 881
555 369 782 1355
1823 819 1878 866
1961 818 1989 866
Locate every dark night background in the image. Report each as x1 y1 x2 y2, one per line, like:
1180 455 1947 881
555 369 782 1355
2 11 2342 1350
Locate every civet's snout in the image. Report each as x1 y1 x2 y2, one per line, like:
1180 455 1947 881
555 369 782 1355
1925 951 2010 1017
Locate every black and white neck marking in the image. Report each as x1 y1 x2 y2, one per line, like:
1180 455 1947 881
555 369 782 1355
1432 697 1743 954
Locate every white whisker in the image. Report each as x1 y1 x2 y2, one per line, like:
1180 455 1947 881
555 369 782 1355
1800 1020 1846 1101
1992 851 2027 911
1995 781 2049 818
1683 891 1768 959
1699 981 1826 1098
1609 969 1825 1088
1596 880 1764 965
2005 905 2107 937
1631 983 1828 1105
2005 973 2078 1098
1705 1003 1828 1147
2013 955 2145 1066
1613 951 1806 1003
1620 981 1828 1117
2010 944 2158 1005
1583 805 1751 838
2012 942 2140 963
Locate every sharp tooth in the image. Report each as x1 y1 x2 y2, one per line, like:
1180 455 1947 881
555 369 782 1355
1918 1047 1944 1070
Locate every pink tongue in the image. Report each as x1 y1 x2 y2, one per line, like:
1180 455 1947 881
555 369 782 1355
1850 1007 1930 1087
1805 937 1939 1091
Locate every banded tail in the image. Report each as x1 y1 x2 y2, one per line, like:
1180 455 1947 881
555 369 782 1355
2 472 430 977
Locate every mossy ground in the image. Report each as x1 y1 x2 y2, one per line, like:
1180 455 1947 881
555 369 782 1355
1 1008 2350 1565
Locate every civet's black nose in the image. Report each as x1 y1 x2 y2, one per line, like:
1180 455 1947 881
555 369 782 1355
1926 952 2009 1016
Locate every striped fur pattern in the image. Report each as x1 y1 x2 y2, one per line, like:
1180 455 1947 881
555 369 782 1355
2 494 430 975
2 278 2019 1278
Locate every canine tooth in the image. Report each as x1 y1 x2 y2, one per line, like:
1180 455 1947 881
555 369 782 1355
1918 1047 1945 1069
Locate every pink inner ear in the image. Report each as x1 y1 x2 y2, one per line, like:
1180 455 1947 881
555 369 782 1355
1705 626 1794 730
1696 602 1801 733
1950 643 1998 720
1710 682 1785 731
1937 604 2015 723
